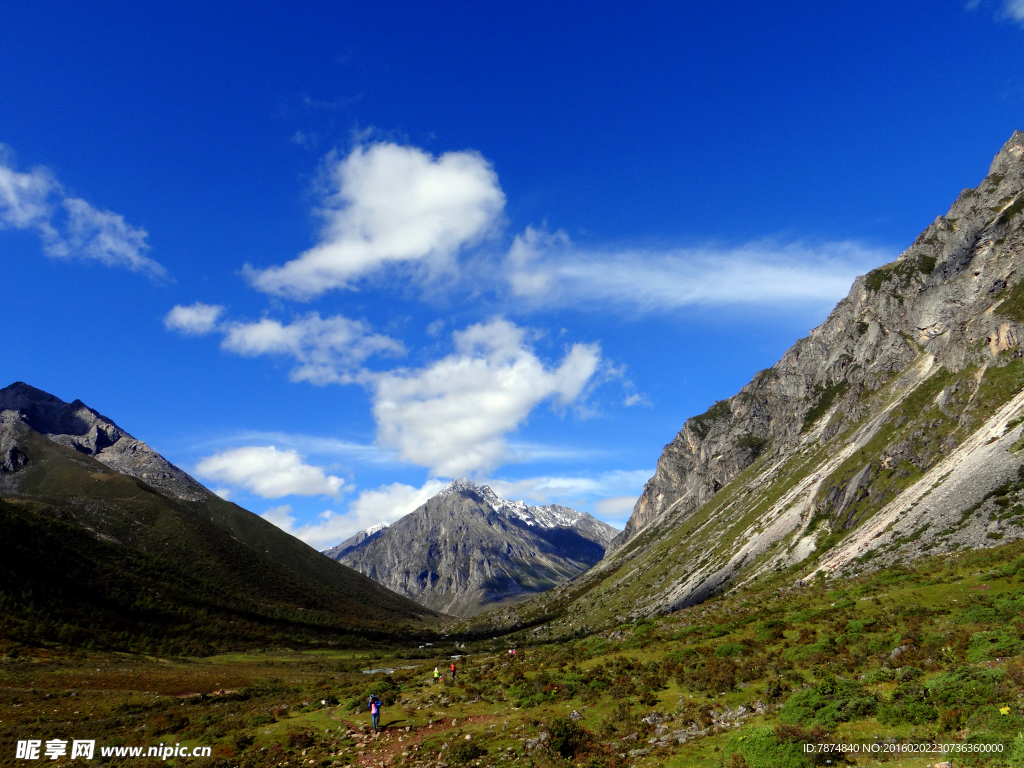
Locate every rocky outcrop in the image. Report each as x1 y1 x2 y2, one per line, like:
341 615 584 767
0 382 208 501
325 480 618 616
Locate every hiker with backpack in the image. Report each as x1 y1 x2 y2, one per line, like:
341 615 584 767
367 694 383 733
450 662 456 681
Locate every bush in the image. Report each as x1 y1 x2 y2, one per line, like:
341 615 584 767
724 726 809 768
895 666 923 683
684 655 737 694
757 620 787 641
780 679 876 728
715 642 745 659
548 716 593 759
877 701 938 726
929 666 1003 708
863 668 894 684
286 731 315 749
232 733 255 751
447 739 487 764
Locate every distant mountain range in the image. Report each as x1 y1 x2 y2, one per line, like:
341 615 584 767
0 382 437 653
324 479 618 616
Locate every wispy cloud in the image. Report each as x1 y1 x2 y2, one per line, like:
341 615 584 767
244 142 505 299
195 445 345 499
0 145 167 278
505 227 889 314
966 0 1024 26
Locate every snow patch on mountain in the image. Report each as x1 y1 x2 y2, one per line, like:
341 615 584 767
440 479 583 528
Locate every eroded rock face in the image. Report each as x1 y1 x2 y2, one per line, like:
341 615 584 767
0 381 208 501
324 480 618 616
614 130 1024 554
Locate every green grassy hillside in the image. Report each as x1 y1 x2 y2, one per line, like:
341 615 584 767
0 426 438 654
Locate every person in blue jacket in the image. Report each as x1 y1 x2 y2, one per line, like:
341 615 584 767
368 694 383 733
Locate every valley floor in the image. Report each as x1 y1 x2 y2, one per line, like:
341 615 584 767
6 542 1024 767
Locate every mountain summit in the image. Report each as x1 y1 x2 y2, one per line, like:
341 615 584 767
324 480 617 616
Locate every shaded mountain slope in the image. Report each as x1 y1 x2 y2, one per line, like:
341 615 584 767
454 130 1024 639
0 384 437 652
327 480 617 616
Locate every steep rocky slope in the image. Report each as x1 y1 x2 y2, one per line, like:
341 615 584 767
456 130 1024 638
325 480 617 616
0 383 437 648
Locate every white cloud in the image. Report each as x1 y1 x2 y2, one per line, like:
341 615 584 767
342 479 447 535
262 503 296 529
220 312 405 384
195 445 345 498
0 145 166 278
245 142 505 299
259 480 446 549
368 318 601 477
164 303 226 335
506 226 890 313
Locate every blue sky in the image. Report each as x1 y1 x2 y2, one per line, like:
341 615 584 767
2 1 1023 548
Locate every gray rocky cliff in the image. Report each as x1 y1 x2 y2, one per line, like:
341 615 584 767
325 480 617 616
614 130 1024 553
0 382 208 501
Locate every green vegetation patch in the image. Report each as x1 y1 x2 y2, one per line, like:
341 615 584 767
801 380 850 433
690 400 733 439
779 676 876 728
865 253 937 291
997 279 1024 322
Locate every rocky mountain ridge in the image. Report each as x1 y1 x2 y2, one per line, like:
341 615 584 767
0 382 207 501
325 480 618 616
454 130 1024 639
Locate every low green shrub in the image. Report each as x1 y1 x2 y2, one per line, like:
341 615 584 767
929 666 1003 708
780 678 876 728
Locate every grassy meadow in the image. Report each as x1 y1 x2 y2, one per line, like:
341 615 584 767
7 541 1024 767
